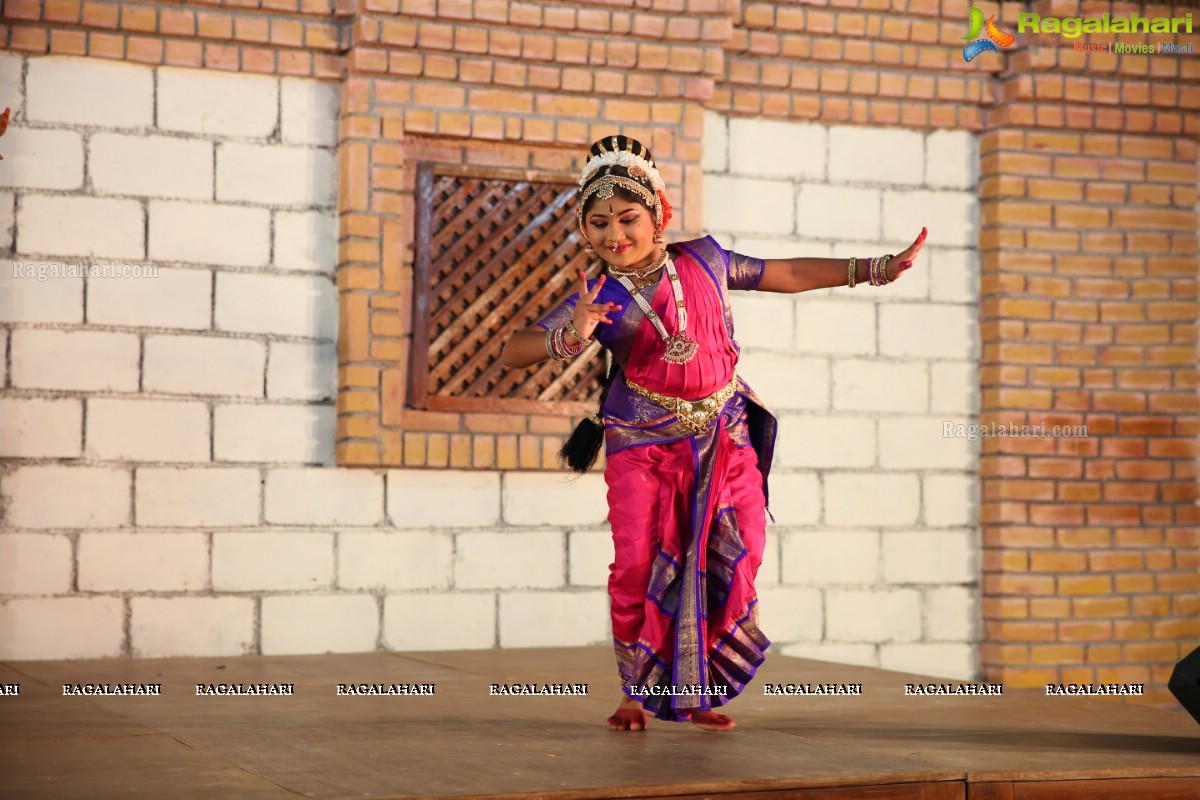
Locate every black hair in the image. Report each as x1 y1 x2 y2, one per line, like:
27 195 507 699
558 355 618 473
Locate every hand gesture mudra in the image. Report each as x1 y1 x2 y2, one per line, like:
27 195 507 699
885 227 928 282
571 271 622 342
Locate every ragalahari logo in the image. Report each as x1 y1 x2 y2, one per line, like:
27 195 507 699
962 7 1016 61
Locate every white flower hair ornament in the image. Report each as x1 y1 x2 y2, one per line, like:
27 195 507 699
579 149 666 192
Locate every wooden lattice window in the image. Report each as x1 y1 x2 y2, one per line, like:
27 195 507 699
410 163 604 416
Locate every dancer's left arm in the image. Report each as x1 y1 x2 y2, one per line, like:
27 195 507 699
754 227 927 293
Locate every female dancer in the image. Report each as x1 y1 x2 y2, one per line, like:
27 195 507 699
501 135 926 732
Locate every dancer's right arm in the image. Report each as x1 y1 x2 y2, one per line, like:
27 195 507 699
500 272 622 369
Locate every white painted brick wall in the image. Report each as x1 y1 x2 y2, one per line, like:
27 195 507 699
828 126 925 186
0 398 82 458
498 591 609 648
213 531 333 591
880 643 975 681
501 473 608 527
756 586 823 641
923 474 977 528
774 414 875 469
2 465 131 529
26 56 153 128
794 300 876 355
213 404 335 465
338 531 453 591
0 53 23 114
703 175 795 235
10 329 140 392
702 110 728 173
925 131 978 190
274 211 338 274
931 361 978 415
879 417 974 471
0 597 124 659
883 190 977 248
217 144 337 207
86 398 210 462
387 470 501 528
0 534 73 595
131 596 255 657
929 247 979 304
90 133 213 200
214 272 337 339
143 335 265 398
832 359 928 413
566 528 611 587
826 588 921 643
87 266 212 330
879 305 976 360
455 530 564 590
156 67 279 138
0 192 14 251
18 194 144 259
267 342 337 401
781 530 880 585
384 593 496 651
264 468 384 526
78 532 208 592
261 594 378 655
796 185 882 241
0 128 85 190
926 585 978 642
136 467 262 528
727 292 795 351
729 118 826 179
882 530 975 584
825 473 920 527
149 201 271 269
281 78 339 147
765 472 821 526
0 259 83 323
738 353 828 411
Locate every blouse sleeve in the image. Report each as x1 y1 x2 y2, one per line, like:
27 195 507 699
534 293 578 331
726 248 766 291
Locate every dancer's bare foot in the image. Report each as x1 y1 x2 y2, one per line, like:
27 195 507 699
606 695 647 731
690 710 736 731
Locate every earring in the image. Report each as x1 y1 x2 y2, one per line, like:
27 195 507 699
583 242 594 254
653 229 664 244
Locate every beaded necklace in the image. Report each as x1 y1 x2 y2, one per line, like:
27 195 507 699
612 254 698 365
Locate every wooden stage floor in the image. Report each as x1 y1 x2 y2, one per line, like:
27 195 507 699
2 646 1198 800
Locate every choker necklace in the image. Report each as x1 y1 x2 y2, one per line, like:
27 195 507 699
612 254 698 365
607 248 667 288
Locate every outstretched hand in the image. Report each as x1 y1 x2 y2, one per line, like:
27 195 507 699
886 227 927 281
571 271 622 342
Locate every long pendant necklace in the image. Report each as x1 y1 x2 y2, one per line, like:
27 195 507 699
613 254 698 365
608 248 666 289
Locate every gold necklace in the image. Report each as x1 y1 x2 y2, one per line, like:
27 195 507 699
607 249 666 290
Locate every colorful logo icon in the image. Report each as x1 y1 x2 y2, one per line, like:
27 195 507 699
962 7 1016 61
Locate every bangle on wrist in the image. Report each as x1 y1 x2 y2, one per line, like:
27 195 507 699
566 320 592 345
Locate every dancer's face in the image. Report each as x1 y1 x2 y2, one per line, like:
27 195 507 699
583 195 659 271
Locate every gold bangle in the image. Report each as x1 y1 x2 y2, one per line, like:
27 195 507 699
848 256 857 288
566 320 592 345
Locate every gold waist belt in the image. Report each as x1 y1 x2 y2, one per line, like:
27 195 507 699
624 374 738 434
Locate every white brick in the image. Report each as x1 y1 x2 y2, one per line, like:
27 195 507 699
0 329 6 386
273 210 337 274
215 272 337 339
455 530 564 590
0 53 22 115
833 359 928 413
136 467 261 528
766 471 820 526
384 593 495 650
498 591 608 647
923 474 977 528
157 68 279 137
149 201 271 268
738 353 828 411
267 341 337 401
213 531 333 591
929 247 979 304
0 398 82 458
262 594 378 655
931 361 978 416
704 175 795 235
782 530 879 585
702 109 728 173
829 126 924 186
87 398 210 463
26 56 152 128
756 586 822 641
0 597 124 659
879 643 976 681
774 414 875 469
795 300 876 354
264 468 384 526
880 417 974 470
501 473 607 527
568 528 611 587
338 531 453 591
0 533 72 594
926 586 978 641
86 265 212 330
144 335 265 397
925 131 978 190
882 530 975 584
131 596 255 657
18 195 144 259
729 118 826 179
883 191 977 248
778 641 877 669
728 290 794 350
387 470 501 528
825 473 920 527
280 78 339 147
0 258 84 323
733 236 834 259
796 185 881 241
2 465 131 529
879 304 976 360
0 192 13 251
90 133 213 200
0 127 84 190
827 588 921 643
214 404 336 465
11 329 139 391
217 144 336 207
79 532 207 592
758 532 781 586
